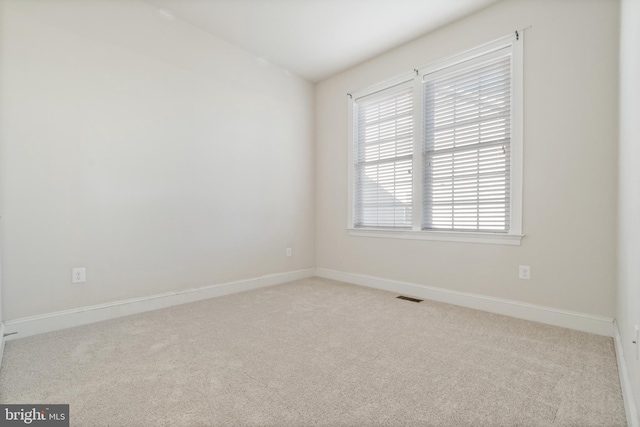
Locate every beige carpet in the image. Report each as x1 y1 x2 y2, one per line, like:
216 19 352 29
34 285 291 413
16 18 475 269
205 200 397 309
0 277 627 426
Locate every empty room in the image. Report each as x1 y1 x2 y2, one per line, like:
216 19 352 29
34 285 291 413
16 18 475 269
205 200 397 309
0 0 639 425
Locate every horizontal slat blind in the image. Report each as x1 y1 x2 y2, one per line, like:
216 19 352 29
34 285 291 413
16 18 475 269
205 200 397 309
354 84 413 228
423 54 511 232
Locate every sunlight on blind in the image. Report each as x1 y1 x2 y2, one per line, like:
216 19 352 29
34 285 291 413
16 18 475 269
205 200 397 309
423 55 511 232
354 85 414 228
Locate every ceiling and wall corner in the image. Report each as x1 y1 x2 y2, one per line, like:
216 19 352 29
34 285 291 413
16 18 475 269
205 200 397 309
143 0 503 82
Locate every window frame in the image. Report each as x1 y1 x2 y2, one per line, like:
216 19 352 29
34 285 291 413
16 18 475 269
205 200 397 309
347 33 524 246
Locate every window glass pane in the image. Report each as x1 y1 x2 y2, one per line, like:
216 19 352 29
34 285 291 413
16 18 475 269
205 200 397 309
354 85 413 228
423 55 511 232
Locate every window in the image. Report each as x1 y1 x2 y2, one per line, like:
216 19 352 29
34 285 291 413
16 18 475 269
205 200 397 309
348 33 523 245
354 83 414 229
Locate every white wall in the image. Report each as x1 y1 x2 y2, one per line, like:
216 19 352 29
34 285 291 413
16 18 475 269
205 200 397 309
0 0 315 320
618 0 640 415
316 0 619 317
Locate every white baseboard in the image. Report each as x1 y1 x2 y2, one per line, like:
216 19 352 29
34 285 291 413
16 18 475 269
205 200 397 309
614 321 640 427
315 268 614 337
0 322 5 370
4 268 315 340
4 266 614 340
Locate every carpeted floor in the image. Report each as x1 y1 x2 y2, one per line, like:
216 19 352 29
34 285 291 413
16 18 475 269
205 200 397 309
0 277 627 426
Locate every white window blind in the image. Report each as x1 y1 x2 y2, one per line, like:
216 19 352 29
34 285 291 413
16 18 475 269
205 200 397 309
422 50 512 232
354 83 414 228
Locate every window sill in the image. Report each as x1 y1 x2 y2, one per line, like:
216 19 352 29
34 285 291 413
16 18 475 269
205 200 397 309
347 228 524 246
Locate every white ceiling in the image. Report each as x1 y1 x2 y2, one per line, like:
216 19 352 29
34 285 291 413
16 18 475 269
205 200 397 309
144 0 501 82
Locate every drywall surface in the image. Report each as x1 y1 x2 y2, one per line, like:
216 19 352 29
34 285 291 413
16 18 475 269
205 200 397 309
618 0 640 415
315 0 619 317
0 0 315 319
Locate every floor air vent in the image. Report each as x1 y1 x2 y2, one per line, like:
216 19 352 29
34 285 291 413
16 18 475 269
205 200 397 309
396 296 423 303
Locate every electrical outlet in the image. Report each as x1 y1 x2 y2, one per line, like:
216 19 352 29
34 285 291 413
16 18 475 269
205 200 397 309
72 267 86 283
518 265 531 280
286 248 292 257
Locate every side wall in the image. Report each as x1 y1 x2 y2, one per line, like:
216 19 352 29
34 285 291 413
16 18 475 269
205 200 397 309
0 0 315 320
315 0 619 317
618 0 640 418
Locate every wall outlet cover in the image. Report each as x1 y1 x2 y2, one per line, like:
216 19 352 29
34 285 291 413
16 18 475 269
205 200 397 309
72 267 86 283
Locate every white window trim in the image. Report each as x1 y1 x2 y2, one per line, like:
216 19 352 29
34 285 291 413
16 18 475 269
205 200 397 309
347 228 523 245
347 32 525 246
